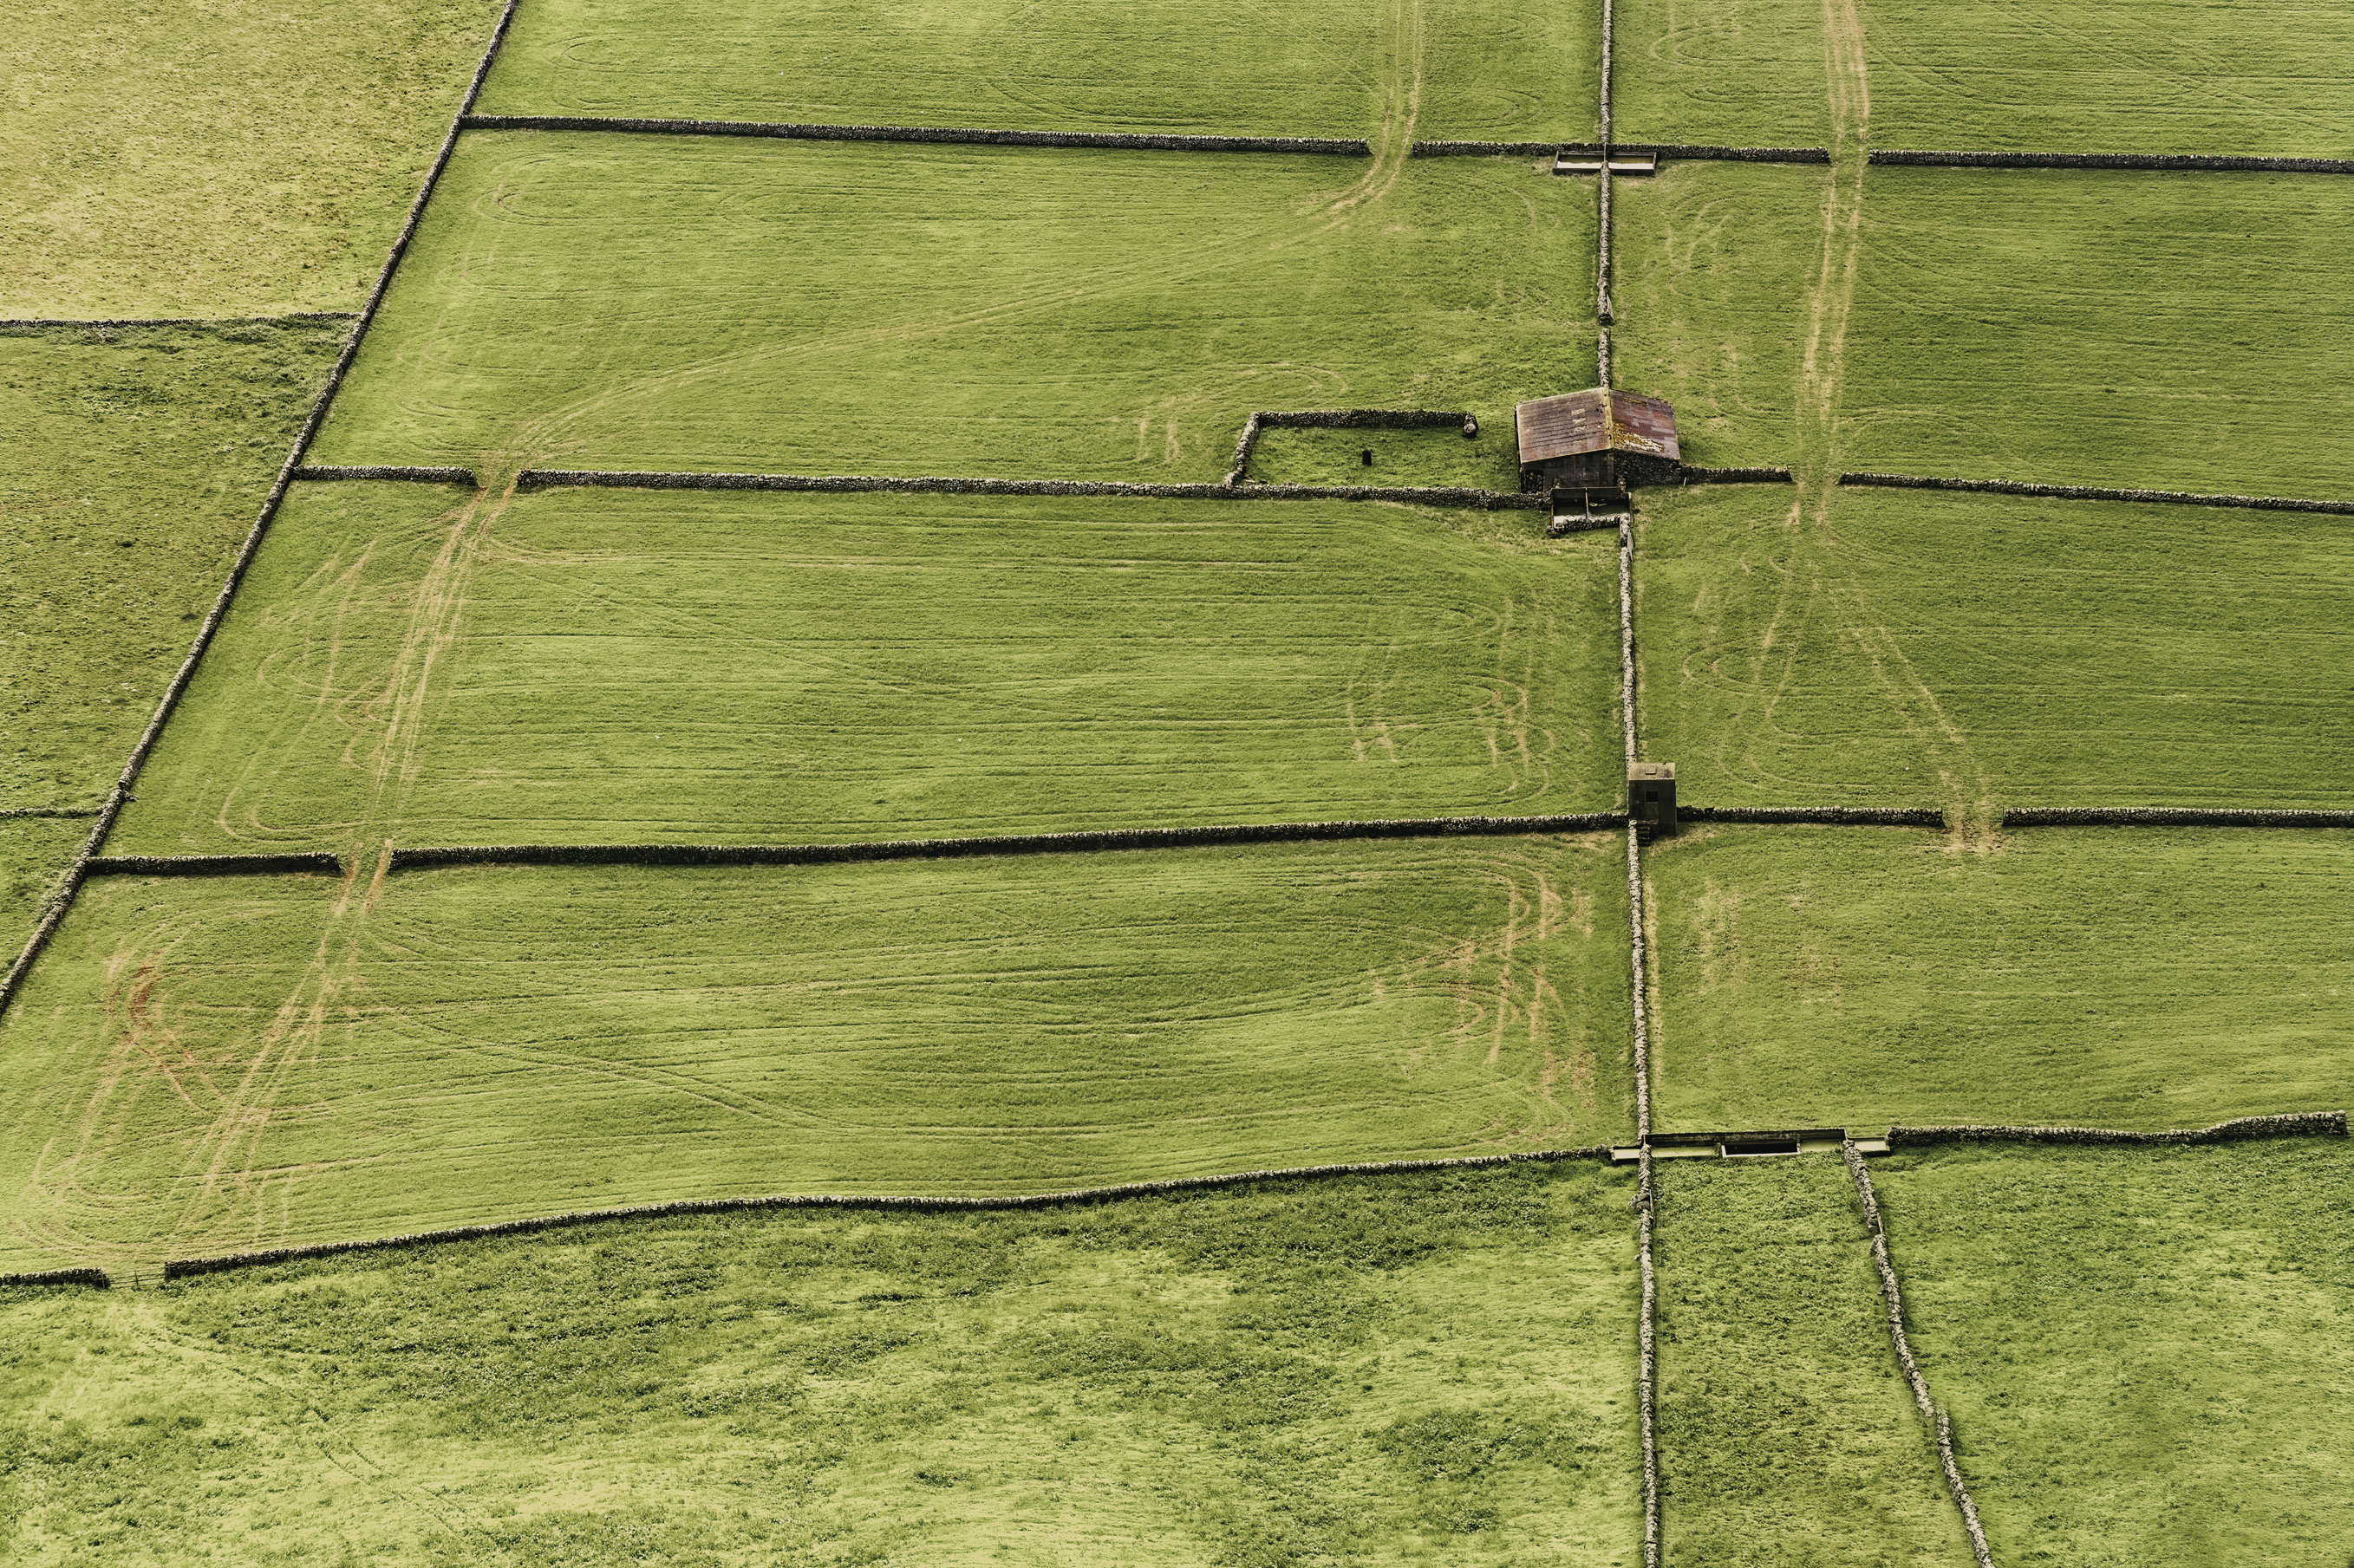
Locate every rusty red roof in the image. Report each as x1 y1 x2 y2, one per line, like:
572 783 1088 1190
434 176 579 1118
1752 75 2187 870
1516 389 1680 463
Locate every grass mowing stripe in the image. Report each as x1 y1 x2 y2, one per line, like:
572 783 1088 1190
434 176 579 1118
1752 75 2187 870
0 840 1633 1272
1653 1155 1977 1567
472 0 1601 144
108 485 1622 859
1637 486 2354 816
0 1166 1640 1563
1645 826 2354 1135
305 137 1596 483
1868 1140 2354 1565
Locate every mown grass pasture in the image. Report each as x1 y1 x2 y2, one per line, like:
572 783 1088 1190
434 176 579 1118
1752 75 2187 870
0 838 1630 1272
1653 1155 1972 1568
0 1167 1638 1565
1872 1140 2354 1566
0 322 344 809
1645 827 2354 1136
3 0 502 316
1865 0 2354 157
0 817 86 958
1842 170 2354 496
305 135 1595 482
479 0 1601 145
1635 485 2354 817
1611 0 1833 148
110 484 1620 858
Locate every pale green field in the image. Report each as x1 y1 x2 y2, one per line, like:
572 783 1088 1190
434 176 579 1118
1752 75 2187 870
0 838 1631 1272
0 324 345 809
1614 166 2354 495
1865 0 2354 156
1654 1155 1972 1567
479 0 1602 145
0 1165 1641 1565
1635 485 2354 817
1874 1141 2354 1566
110 485 1620 859
1613 0 1833 148
2 0 502 316
305 135 1596 482
1645 827 2354 1135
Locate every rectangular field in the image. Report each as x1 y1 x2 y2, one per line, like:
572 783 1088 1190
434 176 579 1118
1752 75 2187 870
477 0 1601 145
3 0 502 316
0 837 1631 1271
303 134 1595 482
1865 0 2354 157
1635 485 2354 815
1653 1155 1973 1567
109 484 1620 857
0 322 344 807
1871 1140 2354 1566
1611 0 1832 148
1644 826 2354 1135
0 1164 1639 1564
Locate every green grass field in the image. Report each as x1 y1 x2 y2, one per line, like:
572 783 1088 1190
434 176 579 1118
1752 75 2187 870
1653 1155 1971 1567
0 1164 1641 1565
0 321 346 849
0 837 1631 1272
1612 0 1834 148
1635 485 2354 817
0 817 88 958
1871 1140 2354 1565
2 0 502 317
478 0 1602 145
1645 826 2354 1135
108 484 1619 858
1865 0 2354 156
304 135 1595 483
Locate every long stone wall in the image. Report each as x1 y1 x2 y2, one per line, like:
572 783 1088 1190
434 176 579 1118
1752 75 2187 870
2003 807 2354 828
1681 805 1946 828
460 114 1369 157
1887 1110 2346 1148
519 466 1546 509
0 1266 111 1290
292 465 478 485
1411 141 1830 164
83 852 344 877
1873 149 2354 174
160 1147 1611 1279
1841 472 2354 515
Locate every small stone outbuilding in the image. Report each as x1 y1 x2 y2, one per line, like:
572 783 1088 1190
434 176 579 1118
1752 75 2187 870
1516 388 1681 499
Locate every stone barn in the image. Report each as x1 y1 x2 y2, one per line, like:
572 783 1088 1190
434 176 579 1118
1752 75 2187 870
1516 388 1681 500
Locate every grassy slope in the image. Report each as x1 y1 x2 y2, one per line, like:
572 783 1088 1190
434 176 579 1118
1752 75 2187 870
0 818 88 956
304 137 1595 482
1 0 502 317
1614 165 2354 495
1612 0 1831 146
478 0 1601 144
1872 1141 2354 1566
1865 0 2354 156
0 1166 1640 1566
1635 484 2354 817
109 485 1620 857
1653 1156 1970 1568
1645 826 2354 1135
0 839 1631 1272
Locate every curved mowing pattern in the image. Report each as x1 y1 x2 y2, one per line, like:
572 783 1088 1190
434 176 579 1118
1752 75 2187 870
108 485 1623 859
0 841 1634 1272
305 137 1596 481
1646 826 2354 1135
471 0 1601 146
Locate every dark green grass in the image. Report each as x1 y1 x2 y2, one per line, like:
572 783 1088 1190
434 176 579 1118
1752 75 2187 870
1244 424 1521 490
1654 1155 1971 1568
1871 1140 2354 1565
0 839 1632 1271
0 322 344 806
1635 485 2354 816
3 0 503 316
1612 0 1833 147
1645 826 2354 1135
1842 170 2354 496
0 1164 1641 1565
108 485 1621 858
476 0 1601 144
304 136 1596 482
1866 0 2354 157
